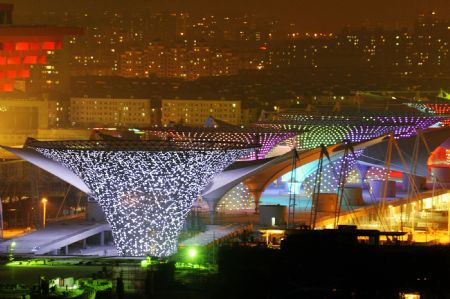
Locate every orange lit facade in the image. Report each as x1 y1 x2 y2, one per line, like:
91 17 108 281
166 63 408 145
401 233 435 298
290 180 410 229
0 27 82 92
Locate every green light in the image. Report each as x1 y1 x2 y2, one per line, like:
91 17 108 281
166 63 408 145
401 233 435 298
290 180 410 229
10 241 16 248
187 248 197 258
175 262 209 270
140 256 152 268
140 260 148 268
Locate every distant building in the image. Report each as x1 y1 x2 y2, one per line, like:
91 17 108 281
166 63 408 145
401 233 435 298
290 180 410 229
0 98 48 129
211 47 239 76
161 98 241 126
0 4 81 93
187 41 212 80
241 105 259 124
70 97 152 128
119 50 147 78
149 11 188 42
146 42 189 79
165 45 189 78
0 96 100 146
122 42 239 80
48 96 71 128
147 42 169 78
0 97 48 145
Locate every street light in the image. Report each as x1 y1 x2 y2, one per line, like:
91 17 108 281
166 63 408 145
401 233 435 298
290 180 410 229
42 198 48 229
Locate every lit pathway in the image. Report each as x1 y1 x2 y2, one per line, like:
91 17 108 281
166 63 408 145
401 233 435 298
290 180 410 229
0 221 110 255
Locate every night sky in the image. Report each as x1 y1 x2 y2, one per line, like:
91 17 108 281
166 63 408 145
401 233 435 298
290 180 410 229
8 0 450 31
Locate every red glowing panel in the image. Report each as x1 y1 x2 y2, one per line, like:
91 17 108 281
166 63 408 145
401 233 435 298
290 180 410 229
390 170 402 178
0 56 5 65
6 70 16 78
30 42 40 50
38 56 46 64
23 55 38 64
18 69 30 78
7 56 21 64
56 41 63 50
2 83 13 92
15 42 30 51
0 71 5 78
42 41 56 50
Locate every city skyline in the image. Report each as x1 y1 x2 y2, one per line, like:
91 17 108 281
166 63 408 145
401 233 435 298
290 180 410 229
9 0 450 31
0 1 449 297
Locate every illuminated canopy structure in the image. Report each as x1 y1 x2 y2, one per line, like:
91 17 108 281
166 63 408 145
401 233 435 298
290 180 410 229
21 139 255 257
257 112 445 150
200 136 387 219
144 126 297 160
358 126 450 177
406 98 450 127
253 112 446 201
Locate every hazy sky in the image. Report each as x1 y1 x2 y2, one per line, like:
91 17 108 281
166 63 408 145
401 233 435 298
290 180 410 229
9 0 450 31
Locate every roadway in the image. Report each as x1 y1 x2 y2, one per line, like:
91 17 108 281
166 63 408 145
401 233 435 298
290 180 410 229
0 220 110 255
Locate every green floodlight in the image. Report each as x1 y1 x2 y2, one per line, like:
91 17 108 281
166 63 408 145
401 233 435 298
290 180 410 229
140 256 152 268
187 247 197 259
10 241 16 248
140 259 148 268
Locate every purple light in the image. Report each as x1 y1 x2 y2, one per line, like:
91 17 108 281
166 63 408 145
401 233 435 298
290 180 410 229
256 114 442 149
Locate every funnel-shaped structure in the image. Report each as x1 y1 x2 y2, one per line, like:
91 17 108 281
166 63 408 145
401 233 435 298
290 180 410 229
25 139 254 257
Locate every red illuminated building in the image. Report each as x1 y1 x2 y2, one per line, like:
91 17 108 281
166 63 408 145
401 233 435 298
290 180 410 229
424 103 450 126
0 3 81 92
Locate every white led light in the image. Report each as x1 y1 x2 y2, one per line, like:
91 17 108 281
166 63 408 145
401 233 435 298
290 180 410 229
303 150 362 195
34 145 251 257
217 182 254 211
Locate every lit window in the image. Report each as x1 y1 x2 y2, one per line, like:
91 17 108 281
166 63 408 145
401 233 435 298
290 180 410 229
15 42 29 51
7 56 21 64
23 56 38 64
42 41 56 50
